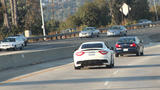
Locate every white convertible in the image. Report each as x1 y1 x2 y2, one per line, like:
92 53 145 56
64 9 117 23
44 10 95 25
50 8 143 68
73 41 114 69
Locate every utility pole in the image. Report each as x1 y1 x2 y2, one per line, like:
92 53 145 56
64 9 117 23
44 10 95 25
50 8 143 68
153 0 159 21
40 0 46 40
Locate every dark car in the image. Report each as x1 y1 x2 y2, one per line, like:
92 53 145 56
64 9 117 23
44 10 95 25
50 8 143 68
115 36 144 57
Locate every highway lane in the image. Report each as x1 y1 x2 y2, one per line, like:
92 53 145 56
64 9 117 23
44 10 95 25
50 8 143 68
0 44 160 90
0 26 160 56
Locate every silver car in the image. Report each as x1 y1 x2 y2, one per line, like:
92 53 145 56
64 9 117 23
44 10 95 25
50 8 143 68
0 37 25 51
107 25 127 36
79 27 100 38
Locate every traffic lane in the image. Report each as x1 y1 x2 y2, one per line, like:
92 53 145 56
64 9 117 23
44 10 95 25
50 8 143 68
0 26 160 56
0 45 160 90
0 34 119 56
104 47 160 90
0 58 73 82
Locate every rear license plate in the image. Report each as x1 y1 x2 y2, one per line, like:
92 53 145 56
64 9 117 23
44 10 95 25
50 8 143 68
123 48 128 51
88 52 95 56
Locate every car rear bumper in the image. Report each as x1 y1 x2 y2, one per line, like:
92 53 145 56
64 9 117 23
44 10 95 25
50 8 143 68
0 46 14 50
115 48 138 54
75 59 109 66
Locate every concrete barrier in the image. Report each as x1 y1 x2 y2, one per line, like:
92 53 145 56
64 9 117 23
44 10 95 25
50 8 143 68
0 46 75 71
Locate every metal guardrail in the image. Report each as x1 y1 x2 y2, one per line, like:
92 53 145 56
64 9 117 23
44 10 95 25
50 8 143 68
27 21 160 42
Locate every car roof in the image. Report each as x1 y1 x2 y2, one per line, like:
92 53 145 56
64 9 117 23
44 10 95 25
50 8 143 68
120 36 137 39
7 36 17 38
82 41 104 45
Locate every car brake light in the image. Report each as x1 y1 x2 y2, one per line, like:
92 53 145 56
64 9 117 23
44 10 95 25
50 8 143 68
115 44 121 48
76 51 85 56
99 50 108 55
130 43 136 47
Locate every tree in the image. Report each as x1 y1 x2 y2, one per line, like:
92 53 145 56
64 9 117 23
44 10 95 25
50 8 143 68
94 0 111 26
24 0 42 35
0 1 3 26
109 0 151 24
10 0 18 26
46 20 60 34
130 0 151 20
1 0 10 28
77 2 100 27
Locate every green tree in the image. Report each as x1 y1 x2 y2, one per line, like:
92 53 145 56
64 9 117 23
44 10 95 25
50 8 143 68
130 0 151 20
109 0 151 24
0 2 3 26
24 0 42 35
76 2 100 27
94 0 111 26
46 20 60 34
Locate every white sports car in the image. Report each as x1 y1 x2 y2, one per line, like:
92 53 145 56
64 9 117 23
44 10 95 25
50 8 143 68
73 41 114 69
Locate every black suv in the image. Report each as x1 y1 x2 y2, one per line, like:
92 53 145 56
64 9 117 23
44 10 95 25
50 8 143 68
115 36 144 57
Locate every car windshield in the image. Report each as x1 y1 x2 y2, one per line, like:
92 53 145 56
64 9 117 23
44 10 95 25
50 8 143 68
81 43 103 49
118 38 135 43
110 26 121 30
83 28 95 31
2 38 16 42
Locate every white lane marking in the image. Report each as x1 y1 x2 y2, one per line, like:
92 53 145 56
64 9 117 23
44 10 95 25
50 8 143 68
21 54 25 58
0 46 75 56
113 70 119 75
104 81 109 86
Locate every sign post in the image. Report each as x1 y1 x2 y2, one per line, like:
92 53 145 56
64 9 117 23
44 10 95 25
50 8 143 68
120 3 131 25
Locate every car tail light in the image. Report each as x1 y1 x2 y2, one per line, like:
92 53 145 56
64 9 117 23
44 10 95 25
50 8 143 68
130 43 136 47
76 51 85 56
115 44 121 48
99 50 108 55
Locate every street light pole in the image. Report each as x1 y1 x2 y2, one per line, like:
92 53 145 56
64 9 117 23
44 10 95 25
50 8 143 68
40 0 46 40
153 0 159 21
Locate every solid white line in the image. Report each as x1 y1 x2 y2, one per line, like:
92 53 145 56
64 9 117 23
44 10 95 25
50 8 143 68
104 81 109 86
113 70 119 75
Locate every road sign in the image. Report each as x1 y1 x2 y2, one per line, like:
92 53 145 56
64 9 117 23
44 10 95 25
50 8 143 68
120 3 131 16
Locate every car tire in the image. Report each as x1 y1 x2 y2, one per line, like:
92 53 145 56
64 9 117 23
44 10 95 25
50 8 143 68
74 66 81 70
13 46 17 51
136 50 140 56
140 51 144 56
106 56 114 68
20 45 23 50
25 42 27 46
115 53 119 57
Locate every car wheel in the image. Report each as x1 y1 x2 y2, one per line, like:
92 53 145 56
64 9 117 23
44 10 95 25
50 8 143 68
13 46 17 51
115 53 119 57
106 56 114 68
74 65 81 70
111 55 114 67
25 42 27 46
20 45 23 50
136 50 140 56
140 51 144 56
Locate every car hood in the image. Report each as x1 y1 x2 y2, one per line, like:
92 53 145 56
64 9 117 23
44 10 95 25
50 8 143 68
0 42 15 45
80 31 92 33
108 30 120 33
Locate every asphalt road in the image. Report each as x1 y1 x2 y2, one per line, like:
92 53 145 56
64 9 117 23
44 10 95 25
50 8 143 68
0 44 160 90
0 26 160 56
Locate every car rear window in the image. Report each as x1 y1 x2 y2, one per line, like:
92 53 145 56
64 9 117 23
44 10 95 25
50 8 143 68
81 43 103 49
118 38 135 43
2 38 15 42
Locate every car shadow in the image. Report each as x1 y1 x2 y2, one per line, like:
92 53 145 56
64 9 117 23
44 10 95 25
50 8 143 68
115 64 160 69
121 53 160 57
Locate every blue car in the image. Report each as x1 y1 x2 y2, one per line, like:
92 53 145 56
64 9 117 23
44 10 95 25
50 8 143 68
115 36 144 57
